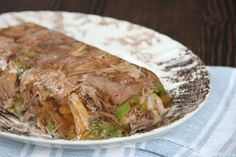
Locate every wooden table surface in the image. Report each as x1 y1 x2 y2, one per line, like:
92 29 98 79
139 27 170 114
0 0 235 66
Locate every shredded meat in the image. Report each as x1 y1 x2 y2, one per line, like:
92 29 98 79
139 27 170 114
20 68 76 103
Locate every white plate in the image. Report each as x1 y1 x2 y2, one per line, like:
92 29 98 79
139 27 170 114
0 11 210 149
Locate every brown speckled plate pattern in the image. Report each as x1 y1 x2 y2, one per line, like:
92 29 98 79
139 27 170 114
0 11 210 148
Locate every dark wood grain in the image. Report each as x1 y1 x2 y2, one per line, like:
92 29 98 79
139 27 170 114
0 0 235 66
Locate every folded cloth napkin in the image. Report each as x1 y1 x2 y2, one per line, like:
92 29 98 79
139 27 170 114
0 66 236 157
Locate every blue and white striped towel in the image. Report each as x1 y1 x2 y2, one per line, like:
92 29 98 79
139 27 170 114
0 66 236 157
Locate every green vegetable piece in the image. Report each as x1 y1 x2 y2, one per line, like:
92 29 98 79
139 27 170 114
27 51 38 58
8 99 25 117
86 121 125 139
14 101 24 116
18 65 31 77
100 122 123 138
21 66 30 72
115 101 131 119
154 83 167 95
21 66 30 73
139 102 148 111
129 95 140 105
23 49 38 58
46 120 55 133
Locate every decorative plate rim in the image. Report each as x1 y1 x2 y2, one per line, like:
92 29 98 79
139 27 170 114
0 11 211 147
